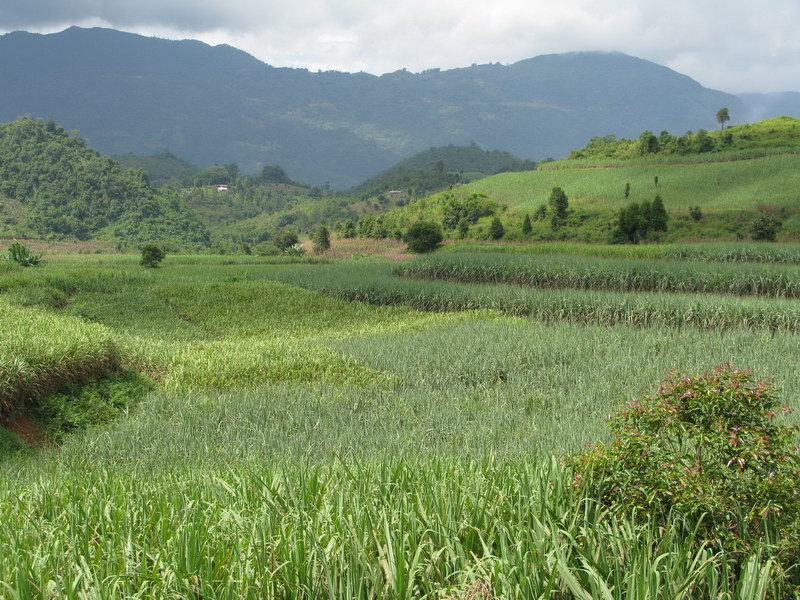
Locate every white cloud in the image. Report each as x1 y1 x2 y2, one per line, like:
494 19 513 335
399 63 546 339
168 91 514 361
1 0 798 92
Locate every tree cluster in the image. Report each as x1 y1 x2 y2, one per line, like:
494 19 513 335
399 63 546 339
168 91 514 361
610 195 668 243
441 193 499 231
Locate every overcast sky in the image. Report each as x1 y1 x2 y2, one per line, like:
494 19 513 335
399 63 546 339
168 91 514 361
2 0 798 93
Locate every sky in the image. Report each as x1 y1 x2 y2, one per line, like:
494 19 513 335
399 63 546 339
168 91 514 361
1 0 799 93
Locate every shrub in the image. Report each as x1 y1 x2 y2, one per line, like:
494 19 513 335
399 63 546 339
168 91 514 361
284 243 307 256
312 226 331 253
6 241 41 266
689 206 703 221
253 241 280 256
274 229 300 250
750 216 782 242
571 365 800 573
404 221 444 254
140 243 165 268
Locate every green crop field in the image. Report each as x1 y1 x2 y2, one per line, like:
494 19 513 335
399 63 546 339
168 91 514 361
2 247 800 598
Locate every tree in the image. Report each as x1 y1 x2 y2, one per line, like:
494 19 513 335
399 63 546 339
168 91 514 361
274 229 299 250
257 165 293 185
457 218 470 239
489 217 505 240
694 129 714 152
649 194 668 232
548 187 569 230
750 216 782 241
637 130 659 155
404 221 443 253
610 203 642 244
341 219 357 239
716 107 730 129
140 243 165 268
689 206 703 221
312 226 331 253
521 214 532 235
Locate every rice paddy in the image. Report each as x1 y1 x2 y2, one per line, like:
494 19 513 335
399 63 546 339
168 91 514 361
1 244 799 597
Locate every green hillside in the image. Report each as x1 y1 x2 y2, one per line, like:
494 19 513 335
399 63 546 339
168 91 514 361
349 144 536 200
381 118 800 243
0 118 210 248
112 151 199 187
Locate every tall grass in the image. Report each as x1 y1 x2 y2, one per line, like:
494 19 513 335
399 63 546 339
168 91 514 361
443 241 800 264
0 452 791 598
0 297 120 415
662 242 800 263
266 261 800 332
397 253 800 297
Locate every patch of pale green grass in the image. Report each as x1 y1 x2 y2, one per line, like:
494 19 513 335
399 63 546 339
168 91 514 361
0 297 120 414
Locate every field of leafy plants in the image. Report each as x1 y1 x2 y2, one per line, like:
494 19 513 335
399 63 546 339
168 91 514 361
1 245 799 598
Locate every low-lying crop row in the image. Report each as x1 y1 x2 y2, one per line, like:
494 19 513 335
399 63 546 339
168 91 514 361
396 253 800 297
443 242 800 264
265 262 800 332
0 297 120 415
661 242 800 264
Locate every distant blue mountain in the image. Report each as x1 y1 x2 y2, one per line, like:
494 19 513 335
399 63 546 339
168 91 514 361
1 27 783 188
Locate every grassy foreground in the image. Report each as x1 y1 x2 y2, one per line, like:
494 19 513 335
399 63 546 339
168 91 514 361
1 250 799 597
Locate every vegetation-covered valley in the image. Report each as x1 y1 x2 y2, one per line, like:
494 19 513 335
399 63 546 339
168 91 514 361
2 113 800 597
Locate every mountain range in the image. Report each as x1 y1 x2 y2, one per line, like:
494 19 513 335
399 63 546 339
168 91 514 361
1 27 797 188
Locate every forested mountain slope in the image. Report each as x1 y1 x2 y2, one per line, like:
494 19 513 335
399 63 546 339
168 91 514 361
0 27 752 188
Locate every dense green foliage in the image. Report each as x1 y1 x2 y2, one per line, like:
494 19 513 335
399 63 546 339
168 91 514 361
750 215 782 242
182 180 358 250
610 195 669 243
0 118 210 247
548 186 569 230
311 225 330 253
